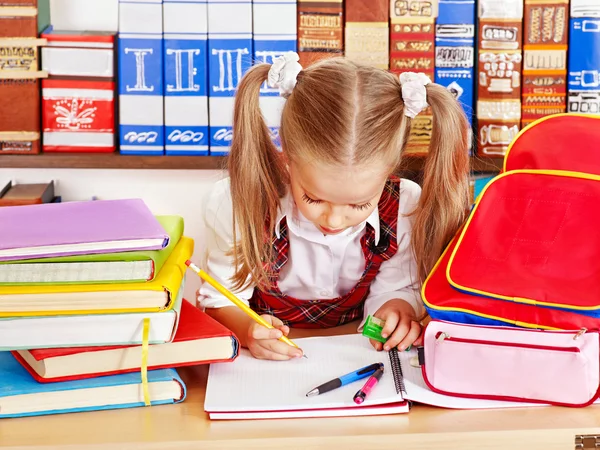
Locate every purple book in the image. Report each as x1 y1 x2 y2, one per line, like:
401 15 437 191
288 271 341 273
0 199 169 262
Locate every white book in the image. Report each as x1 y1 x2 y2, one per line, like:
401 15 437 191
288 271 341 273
205 334 540 420
0 281 183 351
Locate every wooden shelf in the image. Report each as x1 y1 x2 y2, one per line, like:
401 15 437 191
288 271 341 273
0 152 227 170
0 152 504 172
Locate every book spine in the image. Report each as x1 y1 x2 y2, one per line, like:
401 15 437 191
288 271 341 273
253 0 296 147
0 79 41 154
476 0 524 157
118 0 165 155
435 0 476 125
568 8 600 116
522 0 569 128
344 0 389 69
41 32 117 153
389 0 437 79
0 4 43 154
208 0 253 155
297 0 344 68
163 0 209 156
390 0 437 156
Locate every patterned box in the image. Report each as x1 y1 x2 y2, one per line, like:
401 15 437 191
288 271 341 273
477 0 523 157
0 79 40 154
297 0 343 68
522 0 569 127
345 0 389 69
389 0 437 78
0 1 46 154
41 29 116 153
0 4 37 37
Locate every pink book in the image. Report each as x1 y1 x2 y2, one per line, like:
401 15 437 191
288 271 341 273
0 198 169 261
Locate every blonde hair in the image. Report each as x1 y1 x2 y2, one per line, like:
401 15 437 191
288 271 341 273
228 57 469 291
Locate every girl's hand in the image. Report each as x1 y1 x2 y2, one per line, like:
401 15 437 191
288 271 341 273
247 314 304 360
370 299 422 352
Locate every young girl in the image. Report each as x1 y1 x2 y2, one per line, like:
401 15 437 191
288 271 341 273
198 53 469 361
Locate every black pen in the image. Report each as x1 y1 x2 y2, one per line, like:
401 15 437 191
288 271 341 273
306 363 384 397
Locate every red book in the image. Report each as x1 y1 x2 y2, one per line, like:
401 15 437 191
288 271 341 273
13 300 239 383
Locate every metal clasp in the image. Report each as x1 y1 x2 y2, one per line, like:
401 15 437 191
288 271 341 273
437 332 450 342
574 328 588 340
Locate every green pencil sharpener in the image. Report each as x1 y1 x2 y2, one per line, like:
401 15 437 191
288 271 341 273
362 315 413 351
362 315 387 343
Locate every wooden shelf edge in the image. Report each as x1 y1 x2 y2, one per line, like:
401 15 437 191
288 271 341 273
0 153 228 170
401 155 504 173
1 153 504 172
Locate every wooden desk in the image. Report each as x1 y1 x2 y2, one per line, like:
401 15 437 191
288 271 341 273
1 325 599 450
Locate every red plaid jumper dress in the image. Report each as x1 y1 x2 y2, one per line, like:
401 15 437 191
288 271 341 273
249 177 402 329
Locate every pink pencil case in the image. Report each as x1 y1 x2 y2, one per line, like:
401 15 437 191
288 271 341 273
421 320 600 407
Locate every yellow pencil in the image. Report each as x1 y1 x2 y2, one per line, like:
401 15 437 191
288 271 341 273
185 260 305 356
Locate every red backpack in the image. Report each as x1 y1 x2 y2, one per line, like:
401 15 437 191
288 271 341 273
423 114 600 331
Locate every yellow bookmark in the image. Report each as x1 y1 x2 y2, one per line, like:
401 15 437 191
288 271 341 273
141 318 151 406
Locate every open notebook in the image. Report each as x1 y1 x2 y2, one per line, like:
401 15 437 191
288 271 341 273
205 334 539 419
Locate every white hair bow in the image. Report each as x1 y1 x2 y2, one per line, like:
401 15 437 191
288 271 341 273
267 51 303 97
399 72 431 118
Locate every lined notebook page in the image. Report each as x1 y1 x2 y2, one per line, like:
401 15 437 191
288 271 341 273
205 334 404 413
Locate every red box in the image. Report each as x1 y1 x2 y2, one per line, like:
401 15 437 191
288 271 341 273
41 29 116 153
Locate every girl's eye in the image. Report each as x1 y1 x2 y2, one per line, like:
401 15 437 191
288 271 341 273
351 202 372 211
302 193 322 205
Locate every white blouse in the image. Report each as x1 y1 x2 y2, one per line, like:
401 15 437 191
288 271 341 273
197 177 424 329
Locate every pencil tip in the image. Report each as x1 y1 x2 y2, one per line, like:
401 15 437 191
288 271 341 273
303 355 308 359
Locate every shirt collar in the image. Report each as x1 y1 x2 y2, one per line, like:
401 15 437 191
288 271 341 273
274 191 381 244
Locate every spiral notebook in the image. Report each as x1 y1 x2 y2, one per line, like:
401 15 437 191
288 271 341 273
205 334 534 419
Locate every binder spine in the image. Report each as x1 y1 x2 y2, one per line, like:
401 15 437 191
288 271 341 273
435 0 476 125
388 348 406 395
208 0 253 155
118 0 165 155
163 0 209 156
253 0 296 147
568 5 600 116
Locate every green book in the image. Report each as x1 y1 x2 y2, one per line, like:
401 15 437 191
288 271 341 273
0 215 183 285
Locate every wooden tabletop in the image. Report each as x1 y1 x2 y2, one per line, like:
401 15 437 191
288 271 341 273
1 324 599 449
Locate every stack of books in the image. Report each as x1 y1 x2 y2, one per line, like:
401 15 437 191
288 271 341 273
0 198 239 418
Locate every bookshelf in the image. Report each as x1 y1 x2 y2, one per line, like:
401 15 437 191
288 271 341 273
1 153 504 172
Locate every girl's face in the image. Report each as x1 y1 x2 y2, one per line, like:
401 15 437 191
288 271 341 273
288 160 390 235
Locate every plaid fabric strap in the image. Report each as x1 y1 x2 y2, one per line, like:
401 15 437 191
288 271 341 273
249 177 401 329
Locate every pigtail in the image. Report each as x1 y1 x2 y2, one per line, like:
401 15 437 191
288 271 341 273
228 64 288 291
411 84 470 282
